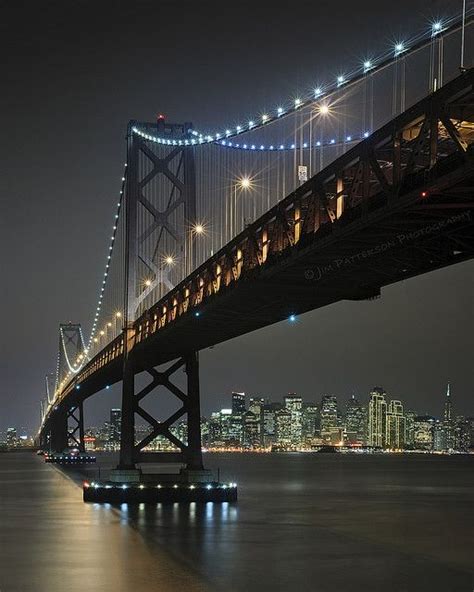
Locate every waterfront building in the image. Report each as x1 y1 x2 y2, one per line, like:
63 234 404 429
433 420 447 452
344 395 366 446
218 409 233 444
232 392 246 415
454 416 470 452
6 427 17 447
176 420 187 445
200 417 210 447
302 403 318 445
228 413 244 445
368 387 387 447
386 400 405 449
320 395 340 444
467 417 474 451
209 411 222 445
275 408 292 447
248 398 265 446
110 408 121 444
284 394 303 445
243 410 261 448
413 415 435 450
404 410 416 448
262 403 277 447
443 383 455 450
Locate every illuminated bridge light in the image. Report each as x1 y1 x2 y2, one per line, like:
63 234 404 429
394 42 405 56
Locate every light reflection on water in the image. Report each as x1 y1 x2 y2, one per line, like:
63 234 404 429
0 452 473 592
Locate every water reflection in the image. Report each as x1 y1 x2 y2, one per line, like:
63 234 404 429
1 452 473 592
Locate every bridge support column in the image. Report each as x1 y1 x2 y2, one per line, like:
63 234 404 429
185 351 204 472
67 403 85 452
112 350 209 482
50 408 68 452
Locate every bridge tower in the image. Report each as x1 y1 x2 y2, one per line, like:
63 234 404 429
44 323 87 452
112 118 209 483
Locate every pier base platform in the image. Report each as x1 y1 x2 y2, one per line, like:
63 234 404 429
83 479 237 503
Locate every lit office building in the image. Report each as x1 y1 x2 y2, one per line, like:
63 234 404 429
262 403 278 447
433 420 447 452
404 410 416 448
368 387 387 448
110 408 121 443
386 400 405 449
302 403 318 445
208 411 222 445
275 408 292 447
344 395 366 446
243 410 261 448
454 417 470 452
228 413 244 446
413 416 435 450
175 420 187 445
6 427 17 447
320 395 340 444
284 394 303 445
232 392 246 415
218 409 233 444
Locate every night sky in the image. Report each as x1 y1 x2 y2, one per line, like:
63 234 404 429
1 0 472 433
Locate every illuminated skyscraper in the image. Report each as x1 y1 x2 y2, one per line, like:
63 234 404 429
404 410 416 448
248 397 265 446
444 383 452 422
443 383 455 450
302 403 318 444
320 395 340 444
243 410 261 448
275 408 292 447
110 408 121 443
284 394 303 445
262 403 279 447
344 395 366 445
232 392 246 415
368 387 387 448
433 420 447 451
386 400 405 449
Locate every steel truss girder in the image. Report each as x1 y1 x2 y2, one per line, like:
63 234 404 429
129 69 474 341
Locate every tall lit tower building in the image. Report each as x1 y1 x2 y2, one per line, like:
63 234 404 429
368 387 387 448
232 392 246 415
386 400 405 449
110 408 121 444
443 383 455 451
320 395 340 444
344 395 367 446
284 394 303 445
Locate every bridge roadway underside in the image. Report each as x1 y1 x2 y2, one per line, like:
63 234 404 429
59 156 474 413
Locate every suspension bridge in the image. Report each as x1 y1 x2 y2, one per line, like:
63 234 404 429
37 13 474 501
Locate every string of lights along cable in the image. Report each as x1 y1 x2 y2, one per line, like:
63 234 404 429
47 11 472 406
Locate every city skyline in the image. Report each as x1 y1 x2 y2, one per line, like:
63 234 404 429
8 381 469 454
